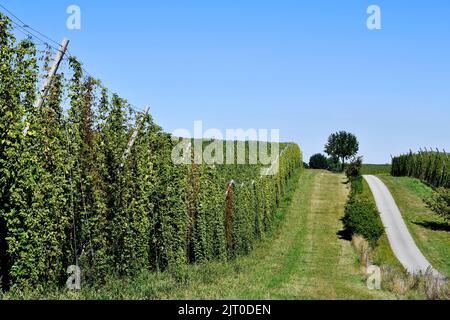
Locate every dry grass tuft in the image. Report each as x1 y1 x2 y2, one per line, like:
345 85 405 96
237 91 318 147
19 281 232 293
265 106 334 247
352 235 370 268
380 264 449 300
353 235 449 300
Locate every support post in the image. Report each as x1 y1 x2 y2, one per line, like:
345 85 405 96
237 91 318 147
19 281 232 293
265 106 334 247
225 180 235 254
24 37 70 135
121 107 150 167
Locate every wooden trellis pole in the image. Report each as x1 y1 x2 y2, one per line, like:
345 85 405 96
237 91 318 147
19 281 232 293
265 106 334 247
225 180 235 197
23 37 70 135
225 180 235 253
121 106 150 167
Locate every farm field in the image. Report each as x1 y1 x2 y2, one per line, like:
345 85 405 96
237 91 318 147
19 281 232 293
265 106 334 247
378 176 450 276
1 170 399 300
391 152 450 188
0 11 305 293
361 164 392 175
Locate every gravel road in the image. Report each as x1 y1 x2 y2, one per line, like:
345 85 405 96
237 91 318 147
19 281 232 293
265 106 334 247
363 175 442 278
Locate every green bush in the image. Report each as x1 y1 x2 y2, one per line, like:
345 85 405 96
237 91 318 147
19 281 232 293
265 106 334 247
327 157 342 173
343 196 384 247
309 153 328 169
345 156 363 179
425 187 450 222
350 177 363 195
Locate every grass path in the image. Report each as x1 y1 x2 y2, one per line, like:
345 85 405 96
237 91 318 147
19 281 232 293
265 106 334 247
164 170 395 299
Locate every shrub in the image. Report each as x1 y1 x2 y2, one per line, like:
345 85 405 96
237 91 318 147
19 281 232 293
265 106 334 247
343 196 384 247
345 156 363 179
327 157 342 173
425 187 450 221
349 177 363 195
309 153 328 169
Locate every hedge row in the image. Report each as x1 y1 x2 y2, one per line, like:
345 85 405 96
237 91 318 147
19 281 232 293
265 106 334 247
391 150 449 188
0 14 302 291
343 177 384 247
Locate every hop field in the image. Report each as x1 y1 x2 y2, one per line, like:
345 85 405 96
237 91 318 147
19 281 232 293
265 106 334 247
0 13 302 292
391 151 449 188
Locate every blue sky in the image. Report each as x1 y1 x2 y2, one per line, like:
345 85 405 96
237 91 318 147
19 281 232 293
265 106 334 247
2 0 449 163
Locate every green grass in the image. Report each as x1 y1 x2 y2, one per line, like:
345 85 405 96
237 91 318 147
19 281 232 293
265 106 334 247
361 164 392 175
378 175 450 276
2 169 399 300
361 178 376 201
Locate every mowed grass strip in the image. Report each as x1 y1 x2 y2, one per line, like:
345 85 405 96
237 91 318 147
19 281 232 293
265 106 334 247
277 171 394 300
378 176 450 276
